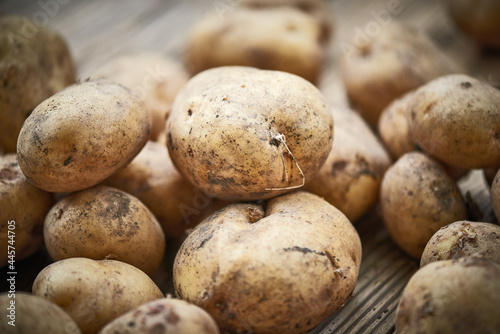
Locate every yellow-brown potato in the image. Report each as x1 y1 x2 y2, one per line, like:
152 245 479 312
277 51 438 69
99 298 220 334
492 169 500 222
0 154 53 267
93 53 189 140
396 257 500 333
17 80 151 193
341 21 460 127
380 152 467 259
406 74 500 169
44 186 165 275
421 221 500 267
0 292 81 334
103 141 214 238
0 15 75 153
304 108 391 222
174 191 361 334
185 7 325 84
33 257 164 334
449 0 500 49
167 66 333 201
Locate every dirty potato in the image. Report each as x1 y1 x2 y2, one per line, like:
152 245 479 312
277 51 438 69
17 80 151 193
93 53 189 140
166 66 333 201
174 191 361 334
0 154 54 267
421 221 500 266
44 186 165 275
305 108 391 222
99 298 220 334
0 15 75 153
380 152 467 259
0 292 81 334
33 258 164 334
396 257 500 333
185 7 326 84
341 21 460 127
406 74 500 169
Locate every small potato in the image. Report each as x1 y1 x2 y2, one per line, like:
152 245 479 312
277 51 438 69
17 80 151 193
93 53 189 140
492 169 500 222
396 257 500 333
341 21 460 127
0 15 75 153
44 186 165 275
174 191 361 334
305 108 391 222
99 298 220 334
0 292 81 334
33 258 164 334
167 66 333 201
421 221 500 266
380 152 467 259
406 74 500 169
185 7 325 84
0 154 54 267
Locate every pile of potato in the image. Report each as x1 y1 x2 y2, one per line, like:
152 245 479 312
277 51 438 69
1 0 500 333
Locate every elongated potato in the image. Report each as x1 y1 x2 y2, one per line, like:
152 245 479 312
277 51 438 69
174 191 361 334
406 74 500 169
33 258 164 334
380 152 467 259
167 66 333 201
17 80 151 193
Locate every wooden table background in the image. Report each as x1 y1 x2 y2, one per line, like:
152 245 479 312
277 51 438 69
1 0 498 333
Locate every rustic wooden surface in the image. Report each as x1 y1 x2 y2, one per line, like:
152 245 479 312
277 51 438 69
1 0 498 333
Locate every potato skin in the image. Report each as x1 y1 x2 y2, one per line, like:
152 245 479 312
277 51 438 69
167 66 333 201
0 154 54 267
0 292 81 334
406 74 500 169
492 169 500 222
185 7 325 84
380 152 467 259
44 186 165 275
17 80 151 193
305 108 391 222
93 53 189 140
421 221 500 267
396 257 500 334
174 191 361 334
0 15 75 153
99 298 220 334
341 22 459 127
33 258 164 334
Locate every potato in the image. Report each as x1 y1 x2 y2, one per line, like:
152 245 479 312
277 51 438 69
166 66 333 201
421 221 500 267
0 292 81 334
396 257 500 333
0 15 75 153
17 80 151 193
492 169 500 222
0 154 54 267
483 167 498 187
304 108 391 222
93 53 189 140
184 7 325 84
449 0 500 49
341 21 460 127
406 74 500 169
44 185 165 275
173 191 361 334
99 298 219 334
33 257 164 334
380 152 467 259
